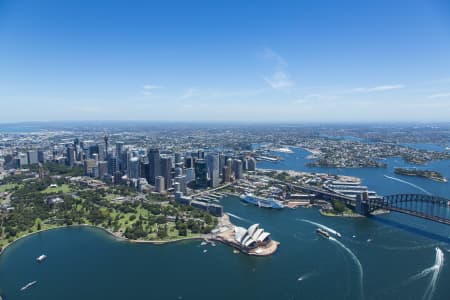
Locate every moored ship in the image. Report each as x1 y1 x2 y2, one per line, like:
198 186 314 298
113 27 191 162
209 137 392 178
240 193 284 209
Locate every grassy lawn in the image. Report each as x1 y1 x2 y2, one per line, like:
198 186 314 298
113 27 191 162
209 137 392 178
41 184 72 194
0 183 18 193
104 194 121 201
1 181 216 248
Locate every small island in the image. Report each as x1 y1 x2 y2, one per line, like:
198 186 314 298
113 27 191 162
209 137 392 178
394 168 448 183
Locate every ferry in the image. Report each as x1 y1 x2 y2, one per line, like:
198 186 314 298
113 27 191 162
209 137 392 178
36 254 47 262
316 228 330 239
240 193 284 209
20 281 37 291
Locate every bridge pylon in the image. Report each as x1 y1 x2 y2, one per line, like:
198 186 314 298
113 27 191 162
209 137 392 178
355 192 370 216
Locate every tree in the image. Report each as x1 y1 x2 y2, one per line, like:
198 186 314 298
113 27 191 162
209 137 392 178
332 200 346 213
157 225 167 239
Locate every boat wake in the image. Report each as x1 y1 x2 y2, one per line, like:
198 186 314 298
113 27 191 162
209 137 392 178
406 247 444 300
383 175 431 195
329 237 364 300
227 213 252 223
298 219 342 237
297 271 317 282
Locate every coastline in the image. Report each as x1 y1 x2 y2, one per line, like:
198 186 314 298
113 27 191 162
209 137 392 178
319 208 390 218
0 214 279 257
319 209 364 218
0 224 207 257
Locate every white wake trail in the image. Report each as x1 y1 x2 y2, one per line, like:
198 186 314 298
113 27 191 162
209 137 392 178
297 271 317 282
298 219 342 237
406 247 445 300
384 175 431 195
330 237 364 300
227 213 252 223
422 247 444 300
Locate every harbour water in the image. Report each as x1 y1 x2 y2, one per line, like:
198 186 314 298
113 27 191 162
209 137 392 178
1 145 449 299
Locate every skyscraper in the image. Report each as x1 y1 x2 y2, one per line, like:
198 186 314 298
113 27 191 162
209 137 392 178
128 157 140 179
194 159 208 187
160 156 173 190
223 158 233 182
140 161 149 181
104 134 109 159
116 141 124 158
37 150 46 163
206 153 220 187
184 156 194 169
174 175 187 194
148 148 161 184
66 146 75 167
27 150 38 165
97 144 105 161
219 153 225 176
198 150 205 159
174 152 182 164
247 157 257 172
84 159 97 177
98 161 108 178
185 167 195 183
232 159 243 180
108 156 118 175
155 176 165 193
89 144 99 159
18 153 28 166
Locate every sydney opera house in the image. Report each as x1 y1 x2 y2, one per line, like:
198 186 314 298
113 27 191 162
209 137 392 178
234 223 271 249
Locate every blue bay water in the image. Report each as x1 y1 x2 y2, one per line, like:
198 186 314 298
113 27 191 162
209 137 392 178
1 144 450 299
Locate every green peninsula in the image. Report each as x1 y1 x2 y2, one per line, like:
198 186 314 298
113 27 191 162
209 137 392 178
0 166 217 250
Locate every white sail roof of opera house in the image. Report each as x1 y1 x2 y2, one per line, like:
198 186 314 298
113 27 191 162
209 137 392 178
234 223 271 247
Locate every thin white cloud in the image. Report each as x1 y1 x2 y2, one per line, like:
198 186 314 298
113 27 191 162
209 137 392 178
263 48 287 68
179 87 198 100
428 92 450 99
263 71 294 90
143 84 163 90
261 48 294 90
350 84 405 93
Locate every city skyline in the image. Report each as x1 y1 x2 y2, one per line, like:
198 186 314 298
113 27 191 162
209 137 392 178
1 0 450 122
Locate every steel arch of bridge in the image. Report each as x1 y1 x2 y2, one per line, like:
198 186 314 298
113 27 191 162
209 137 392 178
368 194 450 225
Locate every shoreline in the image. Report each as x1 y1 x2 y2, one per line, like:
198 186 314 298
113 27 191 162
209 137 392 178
0 224 207 257
319 208 390 218
0 214 279 257
319 209 364 218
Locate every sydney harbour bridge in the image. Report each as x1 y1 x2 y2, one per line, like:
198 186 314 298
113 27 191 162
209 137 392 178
293 184 450 226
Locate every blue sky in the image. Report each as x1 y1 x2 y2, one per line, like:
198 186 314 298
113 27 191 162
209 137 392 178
1 0 450 123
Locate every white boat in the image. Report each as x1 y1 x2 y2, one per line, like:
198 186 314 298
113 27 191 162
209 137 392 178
20 281 37 291
36 254 47 262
